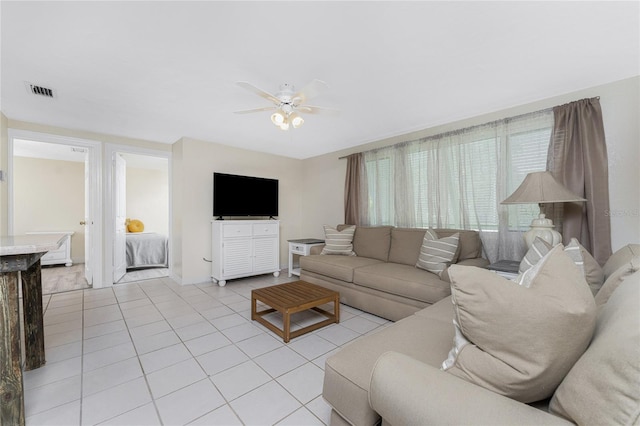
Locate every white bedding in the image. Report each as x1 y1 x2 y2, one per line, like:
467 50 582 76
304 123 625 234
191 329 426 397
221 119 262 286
126 232 168 269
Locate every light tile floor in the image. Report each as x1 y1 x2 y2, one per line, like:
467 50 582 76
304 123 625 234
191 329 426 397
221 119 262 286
24 273 392 425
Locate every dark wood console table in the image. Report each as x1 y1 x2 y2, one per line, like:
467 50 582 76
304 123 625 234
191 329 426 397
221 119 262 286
1 234 65 426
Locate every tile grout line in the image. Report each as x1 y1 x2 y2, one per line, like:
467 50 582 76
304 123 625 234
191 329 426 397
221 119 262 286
28 275 388 425
126 282 167 426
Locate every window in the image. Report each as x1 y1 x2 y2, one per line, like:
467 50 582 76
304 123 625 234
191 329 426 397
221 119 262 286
362 110 553 238
506 127 552 229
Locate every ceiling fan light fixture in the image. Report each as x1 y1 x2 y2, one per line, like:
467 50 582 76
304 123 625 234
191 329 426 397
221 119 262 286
290 113 304 128
281 103 294 114
270 110 285 125
236 80 336 131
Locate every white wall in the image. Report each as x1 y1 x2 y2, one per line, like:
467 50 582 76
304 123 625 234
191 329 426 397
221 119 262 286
126 166 169 235
301 76 640 252
13 157 85 262
172 138 304 284
0 112 8 236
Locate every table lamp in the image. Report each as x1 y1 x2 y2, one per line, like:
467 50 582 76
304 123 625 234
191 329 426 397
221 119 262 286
502 171 586 248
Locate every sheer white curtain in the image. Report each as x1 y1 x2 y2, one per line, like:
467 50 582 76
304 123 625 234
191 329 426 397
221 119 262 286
362 109 553 262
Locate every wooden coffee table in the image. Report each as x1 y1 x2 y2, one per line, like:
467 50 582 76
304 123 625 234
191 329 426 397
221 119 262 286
251 280 340 343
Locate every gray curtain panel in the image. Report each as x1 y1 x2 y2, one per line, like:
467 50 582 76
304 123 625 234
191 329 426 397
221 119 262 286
545 97 612 266
344 153 366 225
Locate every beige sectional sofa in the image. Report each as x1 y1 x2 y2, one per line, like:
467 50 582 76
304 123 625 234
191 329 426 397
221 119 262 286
300 225 488 321
322 243 640 426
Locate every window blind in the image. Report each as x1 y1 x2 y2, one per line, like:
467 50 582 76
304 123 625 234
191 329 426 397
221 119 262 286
362 108 553 259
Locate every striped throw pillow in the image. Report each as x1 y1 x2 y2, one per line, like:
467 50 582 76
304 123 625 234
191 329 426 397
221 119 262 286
564 238 586 277
416 231 459 277
321 225 356 256
516 237 586 287
519 237 553 274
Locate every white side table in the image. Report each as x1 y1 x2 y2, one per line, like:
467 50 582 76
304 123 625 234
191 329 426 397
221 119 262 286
486 259 520 280
288 239 325 277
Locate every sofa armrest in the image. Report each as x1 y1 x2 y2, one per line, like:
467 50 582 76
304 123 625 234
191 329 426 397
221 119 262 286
310 245 325 255
369 352 572 426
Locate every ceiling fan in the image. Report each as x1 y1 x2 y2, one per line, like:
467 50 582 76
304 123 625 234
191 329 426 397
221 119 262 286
234 79 338 130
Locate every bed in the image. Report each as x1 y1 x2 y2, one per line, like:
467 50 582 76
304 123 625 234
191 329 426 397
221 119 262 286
126 232 168 269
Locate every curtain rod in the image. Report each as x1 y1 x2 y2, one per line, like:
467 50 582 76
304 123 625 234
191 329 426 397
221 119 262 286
338 105 559 160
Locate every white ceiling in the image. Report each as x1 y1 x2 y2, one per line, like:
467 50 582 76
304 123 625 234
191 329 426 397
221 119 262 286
2 1 638 160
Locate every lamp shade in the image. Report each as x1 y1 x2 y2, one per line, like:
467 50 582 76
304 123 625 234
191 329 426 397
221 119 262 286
502 171 586 204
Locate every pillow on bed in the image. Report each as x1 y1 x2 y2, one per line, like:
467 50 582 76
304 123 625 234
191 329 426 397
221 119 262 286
128 219 144 233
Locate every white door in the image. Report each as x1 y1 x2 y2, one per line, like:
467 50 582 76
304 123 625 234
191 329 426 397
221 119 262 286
113 153 127 283
83 151 93 284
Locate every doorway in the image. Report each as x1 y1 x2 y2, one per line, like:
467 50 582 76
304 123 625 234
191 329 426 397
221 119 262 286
105 145 171 285
8 130 102 292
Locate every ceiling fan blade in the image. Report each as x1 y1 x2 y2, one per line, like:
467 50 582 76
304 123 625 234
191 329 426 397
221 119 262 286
236 81 281 105
234 106 277 114
297 105 340 116
293 79 329 104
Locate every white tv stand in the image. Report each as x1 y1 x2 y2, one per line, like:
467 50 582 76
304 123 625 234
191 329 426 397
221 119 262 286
211 219 280 286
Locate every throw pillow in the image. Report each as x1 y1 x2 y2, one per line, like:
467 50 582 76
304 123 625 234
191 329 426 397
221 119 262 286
127 219 144 233
321 225 356 256
416 231 459 277
517 237 588 286
443 245 596 403
518 237 552 274
578 244 605 296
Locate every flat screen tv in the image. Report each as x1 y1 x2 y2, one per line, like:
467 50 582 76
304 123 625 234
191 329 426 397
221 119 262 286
213 173 279 218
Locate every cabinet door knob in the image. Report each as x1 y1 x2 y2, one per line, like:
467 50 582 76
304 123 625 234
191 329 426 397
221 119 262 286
80 221 86 225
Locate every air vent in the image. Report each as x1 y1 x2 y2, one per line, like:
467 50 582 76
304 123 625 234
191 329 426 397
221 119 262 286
24 82 56 98
71 147 87 153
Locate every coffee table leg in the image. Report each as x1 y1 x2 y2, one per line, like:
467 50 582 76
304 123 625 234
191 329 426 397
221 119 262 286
283 311 291 343
334 295 340 323
251 295 257 321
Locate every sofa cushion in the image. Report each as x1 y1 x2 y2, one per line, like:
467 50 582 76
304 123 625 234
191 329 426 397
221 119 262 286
321 225 356 256
324 314 454 426
413 295 454 321
594 255 640 306
443 245 596 403
602 243 640 280
434 228 483 261
300 254 382 283
416 232 459 277
388 228 428 266
549 270 640 425
351 226 392 261
353 262 451 304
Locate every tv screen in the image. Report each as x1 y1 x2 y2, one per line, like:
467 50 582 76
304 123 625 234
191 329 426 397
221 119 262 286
213 173 279 217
